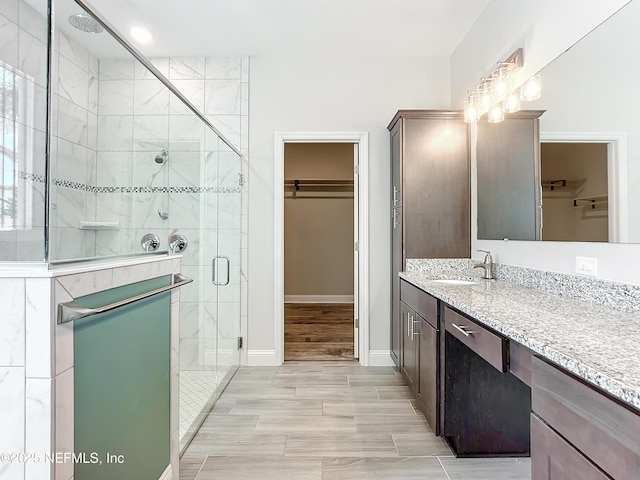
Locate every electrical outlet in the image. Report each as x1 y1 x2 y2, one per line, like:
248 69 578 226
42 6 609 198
575 256 598 277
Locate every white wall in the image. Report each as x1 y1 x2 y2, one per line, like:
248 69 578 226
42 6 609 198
452 0 640 285
248 56 450 359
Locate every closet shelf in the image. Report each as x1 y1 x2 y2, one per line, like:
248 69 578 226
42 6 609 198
573 195 608 209
284 179 354 198
541 178 586 197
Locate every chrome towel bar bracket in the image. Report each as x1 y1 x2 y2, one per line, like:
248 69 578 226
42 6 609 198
57 273 193 324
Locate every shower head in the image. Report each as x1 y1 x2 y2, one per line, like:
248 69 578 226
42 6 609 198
68 13 104 34
155 149 169 164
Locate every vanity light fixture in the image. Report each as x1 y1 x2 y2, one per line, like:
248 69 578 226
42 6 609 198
521 73 542 101
463 48 541 124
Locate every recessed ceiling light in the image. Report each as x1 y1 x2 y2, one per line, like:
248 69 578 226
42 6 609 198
130 26 153 44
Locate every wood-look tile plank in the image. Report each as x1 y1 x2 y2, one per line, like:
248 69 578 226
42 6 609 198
192 414 259 435
195 456 322 480
295 385 378 400
228 399 323 416
178 455 205 480
323 400 416 416
321 457 450 480
353 415 432 434
392 433 453 457
220 385 295 399
270 374 349 387
255 415 356 433
375 386 415 399
184 433 287 456
347 374 407 386
285 433 398 457
322 365 397 376
439 457 532 480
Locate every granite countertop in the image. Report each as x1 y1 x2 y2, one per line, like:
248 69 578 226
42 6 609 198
400 270 640 411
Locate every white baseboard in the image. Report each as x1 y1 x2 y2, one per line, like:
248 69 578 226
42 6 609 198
158 464 172 480
368 350 395 366
284 295 354 303
247 350 280 366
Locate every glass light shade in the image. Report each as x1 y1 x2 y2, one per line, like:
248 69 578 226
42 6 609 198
503 89 521 113
491 66 509 101
521 73 542 101
488 103 505 123
477 79 493 113
464 97 478 123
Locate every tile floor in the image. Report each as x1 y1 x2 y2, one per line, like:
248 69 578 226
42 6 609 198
180 362 531 479
180 370 221 442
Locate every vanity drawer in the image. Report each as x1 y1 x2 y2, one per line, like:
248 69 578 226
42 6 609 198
532 357 640 480
444 306 508 372
400 280 438 328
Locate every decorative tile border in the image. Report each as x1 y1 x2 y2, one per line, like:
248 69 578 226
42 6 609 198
406 258 640 314
19 171 241 194
19 172 46 183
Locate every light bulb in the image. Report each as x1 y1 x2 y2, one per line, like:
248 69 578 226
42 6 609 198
464 94 478 124
492 66 508 101
488 103 505 123
130 26 153 44
521 73 541 101
503 89 521 113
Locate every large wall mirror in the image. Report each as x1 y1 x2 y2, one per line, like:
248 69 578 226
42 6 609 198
477 0 638 243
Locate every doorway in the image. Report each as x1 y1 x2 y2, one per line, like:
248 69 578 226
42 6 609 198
274 132 369 365
283 143 355 361
540 132 628 243
541 142 608 242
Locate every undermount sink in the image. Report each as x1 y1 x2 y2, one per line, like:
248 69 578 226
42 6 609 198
431 279 477 285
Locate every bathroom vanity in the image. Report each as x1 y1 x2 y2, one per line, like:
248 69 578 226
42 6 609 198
399 261 640 478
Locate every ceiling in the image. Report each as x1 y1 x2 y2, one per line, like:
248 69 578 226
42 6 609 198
66 0 491 58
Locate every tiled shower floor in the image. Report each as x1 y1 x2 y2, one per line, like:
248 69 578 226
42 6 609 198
180 370 221 443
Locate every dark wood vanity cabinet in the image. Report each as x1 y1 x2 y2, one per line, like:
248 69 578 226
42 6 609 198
443 306 531 456
531 357 640 480
389 110 470 369
400 302 418 389
400 279 439 432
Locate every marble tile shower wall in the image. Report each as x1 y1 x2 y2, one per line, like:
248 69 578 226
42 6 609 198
49 28 100 259
93 56 249 372
0 0 48 261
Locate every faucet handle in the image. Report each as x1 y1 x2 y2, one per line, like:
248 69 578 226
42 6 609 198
477 249 492 262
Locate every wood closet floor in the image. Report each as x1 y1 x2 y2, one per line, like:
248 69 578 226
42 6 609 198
284 303 354 361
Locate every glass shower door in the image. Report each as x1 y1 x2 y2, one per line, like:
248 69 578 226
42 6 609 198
209 139 242 389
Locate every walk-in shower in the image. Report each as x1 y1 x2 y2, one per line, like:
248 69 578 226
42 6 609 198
0 0 246 458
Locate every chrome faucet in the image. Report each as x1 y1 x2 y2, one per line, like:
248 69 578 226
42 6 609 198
473 249 495 280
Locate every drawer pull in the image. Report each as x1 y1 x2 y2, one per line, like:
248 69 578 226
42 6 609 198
451 323 474 337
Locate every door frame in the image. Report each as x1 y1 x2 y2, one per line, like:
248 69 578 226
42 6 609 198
274 132 370 365
540 132 628 242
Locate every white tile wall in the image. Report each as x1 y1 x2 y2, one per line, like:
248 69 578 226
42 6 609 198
0 366 26 480
0 278 25 367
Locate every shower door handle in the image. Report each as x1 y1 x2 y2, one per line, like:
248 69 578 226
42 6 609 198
212 256 231 286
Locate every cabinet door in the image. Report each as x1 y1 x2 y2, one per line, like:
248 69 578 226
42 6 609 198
390 206 403 368
531 414 610 480
401 302 417 389
418 316 438 432
390 120 402 209
477 114 542 241
404 117 469 258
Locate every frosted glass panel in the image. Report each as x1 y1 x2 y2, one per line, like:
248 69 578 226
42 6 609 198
74 276 171 480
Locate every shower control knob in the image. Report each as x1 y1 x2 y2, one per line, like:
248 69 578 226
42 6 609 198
169 234 188 254
141 233 161 252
